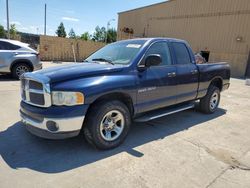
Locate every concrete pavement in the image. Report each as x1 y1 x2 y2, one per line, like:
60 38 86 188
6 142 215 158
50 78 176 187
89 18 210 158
0 62 250 188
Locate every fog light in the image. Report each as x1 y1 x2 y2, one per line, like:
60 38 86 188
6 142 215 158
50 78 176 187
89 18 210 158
46 121 59 132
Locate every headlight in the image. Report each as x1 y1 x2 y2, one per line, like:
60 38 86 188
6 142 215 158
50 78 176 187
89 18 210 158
52 91 84 106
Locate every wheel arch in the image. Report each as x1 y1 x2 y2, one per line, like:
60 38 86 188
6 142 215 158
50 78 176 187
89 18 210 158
87 92 134 116
209 77 223 91
10 59 34 72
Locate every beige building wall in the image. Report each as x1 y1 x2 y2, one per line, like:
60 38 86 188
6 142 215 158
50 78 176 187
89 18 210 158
118 0 250 77
39 36 105 62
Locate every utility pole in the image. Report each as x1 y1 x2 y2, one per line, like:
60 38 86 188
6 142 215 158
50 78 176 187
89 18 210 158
44 3 47 35
6 0 10 39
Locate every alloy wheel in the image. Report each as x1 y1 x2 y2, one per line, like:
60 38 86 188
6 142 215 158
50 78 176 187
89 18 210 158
100 110 125 141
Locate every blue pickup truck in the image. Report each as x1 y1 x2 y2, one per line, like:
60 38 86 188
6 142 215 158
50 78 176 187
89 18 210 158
20 38 230 149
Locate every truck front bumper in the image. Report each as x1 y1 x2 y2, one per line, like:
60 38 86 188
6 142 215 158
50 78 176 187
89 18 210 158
20 102 88 139
21 113 84 139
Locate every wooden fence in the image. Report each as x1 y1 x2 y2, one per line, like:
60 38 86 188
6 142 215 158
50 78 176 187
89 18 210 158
39 36 105 62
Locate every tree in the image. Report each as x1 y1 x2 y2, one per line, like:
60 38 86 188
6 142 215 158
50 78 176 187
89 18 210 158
92 26 106 42
68 28 76 39
56 22 66 37
10 24 17 36
80 32 91 41
91 26 117 43
0 25 5 38
106 28 117 43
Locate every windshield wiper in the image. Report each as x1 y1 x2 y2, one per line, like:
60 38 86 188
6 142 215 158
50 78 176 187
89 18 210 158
92 58 114 65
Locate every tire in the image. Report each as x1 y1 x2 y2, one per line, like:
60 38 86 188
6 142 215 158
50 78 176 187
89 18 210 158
11 63 32 79
83 100 131 150
199 86 220 114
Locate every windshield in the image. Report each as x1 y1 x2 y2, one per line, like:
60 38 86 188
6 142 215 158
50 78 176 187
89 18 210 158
86 40 146 65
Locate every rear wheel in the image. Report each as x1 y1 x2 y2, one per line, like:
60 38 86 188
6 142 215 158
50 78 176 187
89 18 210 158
12 63 32 79
199 86 220 114
83 100 131 150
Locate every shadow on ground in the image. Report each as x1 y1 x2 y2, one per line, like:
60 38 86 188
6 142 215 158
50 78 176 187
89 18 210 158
0 108 226 174
0 74 16 81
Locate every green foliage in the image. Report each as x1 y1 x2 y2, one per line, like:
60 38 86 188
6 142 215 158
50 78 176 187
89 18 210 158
80 32 91 41
106 28 117 43
56 22 67 38
54 23 116 43
10 24 17 36
92 26 106 42
0 25 5 38
91 26 117 43
68 28 76 39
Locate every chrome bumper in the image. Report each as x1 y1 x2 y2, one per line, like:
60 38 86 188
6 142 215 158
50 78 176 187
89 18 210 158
21 112 84 139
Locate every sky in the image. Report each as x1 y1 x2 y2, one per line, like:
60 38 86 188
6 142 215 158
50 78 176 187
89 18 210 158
0 0 165 36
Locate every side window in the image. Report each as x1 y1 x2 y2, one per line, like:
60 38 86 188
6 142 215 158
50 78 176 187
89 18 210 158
145 42 172 66
0 42 4 50
10 43 21 50
0 41 20 50
172 42 192 64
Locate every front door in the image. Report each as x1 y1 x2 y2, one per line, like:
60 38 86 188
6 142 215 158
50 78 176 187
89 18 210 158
136 41 177 114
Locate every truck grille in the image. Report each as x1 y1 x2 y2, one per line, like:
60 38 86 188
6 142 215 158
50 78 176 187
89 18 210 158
21 77 51 107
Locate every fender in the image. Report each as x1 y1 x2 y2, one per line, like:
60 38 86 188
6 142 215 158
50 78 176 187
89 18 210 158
51 73 137 107
197 76 224 99
10 59 34 71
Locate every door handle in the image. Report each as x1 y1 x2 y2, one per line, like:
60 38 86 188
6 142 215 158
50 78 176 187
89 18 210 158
191 69 198 74
168 72 176 77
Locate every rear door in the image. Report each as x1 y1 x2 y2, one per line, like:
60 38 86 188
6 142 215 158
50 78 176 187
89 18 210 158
136 41 177 113
0 41 20 72
171 42 199 104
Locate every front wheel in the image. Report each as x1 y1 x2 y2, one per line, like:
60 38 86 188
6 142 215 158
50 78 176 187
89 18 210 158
83 100 131 150
12 63 31 79
199 86 221 114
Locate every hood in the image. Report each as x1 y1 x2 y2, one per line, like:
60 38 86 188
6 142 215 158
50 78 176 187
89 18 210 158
33 63 124 83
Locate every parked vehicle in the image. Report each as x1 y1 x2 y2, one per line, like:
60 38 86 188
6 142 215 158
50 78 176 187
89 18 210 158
0 39 42 79
20 38 230 149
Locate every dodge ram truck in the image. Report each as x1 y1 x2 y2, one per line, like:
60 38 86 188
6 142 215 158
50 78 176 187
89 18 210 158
20 38 230 149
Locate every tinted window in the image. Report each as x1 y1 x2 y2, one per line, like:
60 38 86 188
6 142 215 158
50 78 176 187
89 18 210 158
0 42 4 50
145 42 172 66
172 42 191 64
0 41 20 50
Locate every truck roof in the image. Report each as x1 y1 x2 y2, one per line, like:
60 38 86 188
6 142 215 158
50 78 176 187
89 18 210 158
118 37 187 44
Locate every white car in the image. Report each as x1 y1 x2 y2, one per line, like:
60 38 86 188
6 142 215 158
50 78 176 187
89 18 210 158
0 39 42 79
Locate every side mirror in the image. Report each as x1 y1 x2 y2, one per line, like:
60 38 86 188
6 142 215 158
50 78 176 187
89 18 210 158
145 54 162 67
